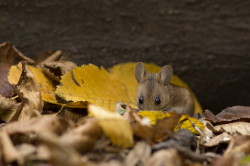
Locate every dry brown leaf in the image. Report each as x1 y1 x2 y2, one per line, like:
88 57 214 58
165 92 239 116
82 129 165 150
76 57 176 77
57 108 87 123
98 161 123 166
10 62 43 121
122 106 154 143
202 132 232 147
0 42 34 64
124 142 151 166
204 106 250 124
212 153 242 166
0 131 23 165
8 62 84 108
60 118 103 153
0 95 21 122
31 145 51 161
145 148 183 166
0 63 15 97
2 115 72 136
0 42 34 97
38 132 88 166
15 143 37 159
224 136 250 156
153 113 182 142
123 106 189 143
40 60 77 82
214 122 250 135
39 50 64 64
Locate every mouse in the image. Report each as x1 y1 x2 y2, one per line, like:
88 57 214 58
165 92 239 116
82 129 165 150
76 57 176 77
134 62 194 115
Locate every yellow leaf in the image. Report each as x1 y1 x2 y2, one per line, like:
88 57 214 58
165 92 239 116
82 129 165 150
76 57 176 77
138 110 204 134
88 104 133 148
56 64 134 111
109 62 203 114
8 63 83 108
137 110 172 125
175 115 204 134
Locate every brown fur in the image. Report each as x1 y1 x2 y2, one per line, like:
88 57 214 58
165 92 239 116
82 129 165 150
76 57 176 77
135 63 194 115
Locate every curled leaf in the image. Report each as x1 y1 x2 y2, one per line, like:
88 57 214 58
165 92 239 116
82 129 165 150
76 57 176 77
40 61 77 82
11 62 43 121
88 104 133 148
60 118 103 153
0 95 21 122
214 122 250 135
0 131 23 165
8 62 83 108
0 42 34 97
204 106 250 124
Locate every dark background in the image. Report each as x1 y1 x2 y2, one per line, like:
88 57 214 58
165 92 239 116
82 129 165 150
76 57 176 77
1 0 250 113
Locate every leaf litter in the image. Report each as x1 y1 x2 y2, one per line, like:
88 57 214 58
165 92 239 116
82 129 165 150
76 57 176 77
0 42 250 166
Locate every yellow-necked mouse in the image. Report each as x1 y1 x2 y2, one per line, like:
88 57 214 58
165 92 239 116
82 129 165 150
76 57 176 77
134 62 194 115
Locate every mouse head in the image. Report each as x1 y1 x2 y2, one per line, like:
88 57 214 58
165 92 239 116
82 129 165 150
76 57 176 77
134 62 173 110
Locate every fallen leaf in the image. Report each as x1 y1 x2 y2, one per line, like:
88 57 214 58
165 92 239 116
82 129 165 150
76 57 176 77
8 62 83 108
38 132 88 166
204 106 250 124
11 62 43 121
202 132 232 147
153 113 182 142
212 153 242 166
0 42 34 64
40 61 77 82
137 110 204 134
32 144 51 161
0 42 34 97
2 115 72 136
60 118 103 153
137 110 171 125
8 62 55 104
56 64 133 111
0 131 23 165
88 104 133 148
15 143 37 159
122 105 154 143
214 122 250 135
145 148 183 166
109 62 203 114
56 108 87 123
176 115 205 134
39 50 64 64
98 161 123 166
124 142 151 166
0 95 21 122
224 136 250 156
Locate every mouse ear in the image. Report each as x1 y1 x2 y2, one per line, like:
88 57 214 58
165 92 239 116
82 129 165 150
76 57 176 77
159 65 173 85
134 62 147 83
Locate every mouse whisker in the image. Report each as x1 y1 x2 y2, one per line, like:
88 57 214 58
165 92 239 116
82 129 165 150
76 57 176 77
166 94 176 105
162 103 177 111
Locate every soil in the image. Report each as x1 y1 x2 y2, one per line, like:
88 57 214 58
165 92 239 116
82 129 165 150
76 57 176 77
1 0 250 113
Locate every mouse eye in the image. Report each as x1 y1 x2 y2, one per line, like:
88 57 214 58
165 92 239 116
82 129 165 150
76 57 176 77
139 96 144 104
155 97 161 105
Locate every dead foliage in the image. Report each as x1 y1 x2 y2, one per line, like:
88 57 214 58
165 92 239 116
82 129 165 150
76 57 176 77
1 42 250 166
